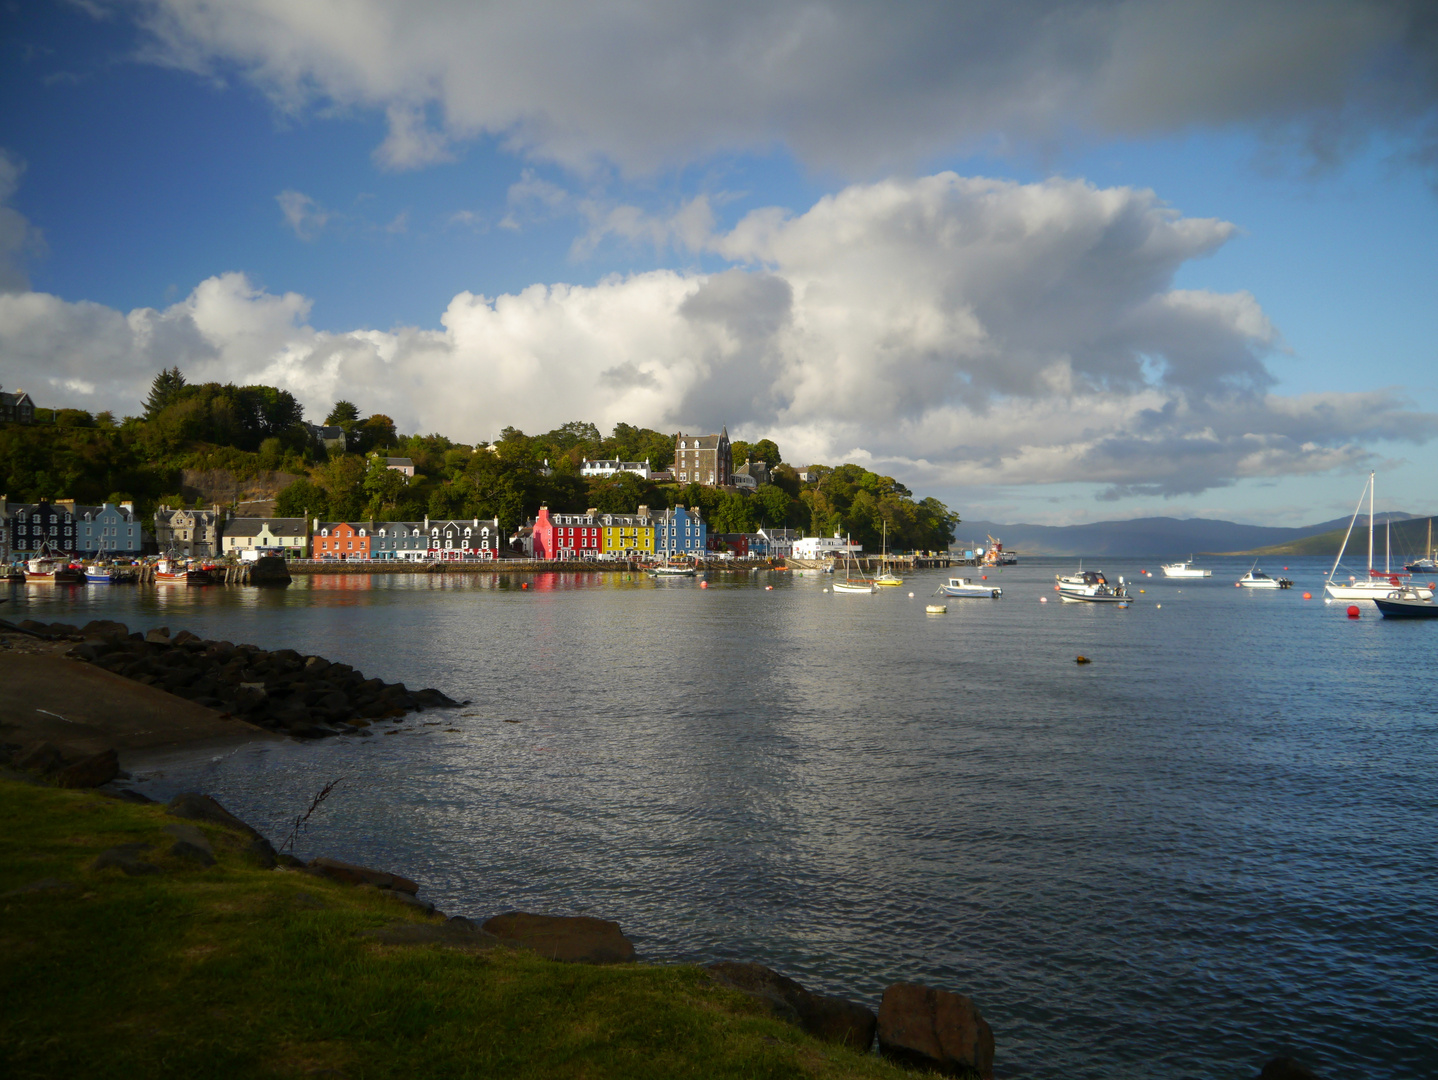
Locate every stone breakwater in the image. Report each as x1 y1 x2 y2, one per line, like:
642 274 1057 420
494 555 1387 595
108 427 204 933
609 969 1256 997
0 617 461 740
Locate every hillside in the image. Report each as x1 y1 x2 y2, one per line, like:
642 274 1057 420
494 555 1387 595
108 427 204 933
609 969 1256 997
957 513 1418 558
1222 515 1437 559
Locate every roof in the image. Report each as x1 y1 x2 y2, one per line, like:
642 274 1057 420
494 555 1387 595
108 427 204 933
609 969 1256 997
225 517 308 538
384 457 414 467
676 431 726 450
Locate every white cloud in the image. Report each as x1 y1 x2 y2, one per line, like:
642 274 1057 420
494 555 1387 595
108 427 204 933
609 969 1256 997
0 150 45 293
2 172 1434 494
128 0 1438 175
276 189 333 240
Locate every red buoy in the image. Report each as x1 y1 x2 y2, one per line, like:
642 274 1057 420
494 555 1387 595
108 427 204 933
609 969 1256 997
981 575 987 580
1347 605 1360 618
1302 592 1312 599
700 581 708 589
521 583 528 589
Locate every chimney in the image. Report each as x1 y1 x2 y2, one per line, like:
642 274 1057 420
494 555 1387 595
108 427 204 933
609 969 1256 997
637 504 648 517
120 501 133 513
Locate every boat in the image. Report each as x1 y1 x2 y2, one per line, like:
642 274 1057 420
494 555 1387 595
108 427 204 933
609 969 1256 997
1056 568 1112 597
23 546 85 583
1325 473 1432 601
936 577 1002 598
648 563 697 577
982 535 1017 566
1238 567 1292 589
153 558 212 584
925 604 947 614
1404 519 1437 574
833 539 877 593
1373 586 1438 619
1056 567 1130 604
85 564 120 583
1160 557 1211 578
875 523 904 586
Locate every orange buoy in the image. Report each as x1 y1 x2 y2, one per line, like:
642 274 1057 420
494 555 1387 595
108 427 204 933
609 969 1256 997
981 575 987 580
700 581 708 589
1235 582 1241 587
765 585 773 590
521 583 528 589
1347 605 1360 618
1302 592 1312 599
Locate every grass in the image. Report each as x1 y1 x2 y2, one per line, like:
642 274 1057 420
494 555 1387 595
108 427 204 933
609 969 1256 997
0 778 906 1080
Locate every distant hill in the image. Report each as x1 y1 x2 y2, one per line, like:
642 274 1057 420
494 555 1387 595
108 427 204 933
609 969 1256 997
1229 515 1437 559
956 513 1420 558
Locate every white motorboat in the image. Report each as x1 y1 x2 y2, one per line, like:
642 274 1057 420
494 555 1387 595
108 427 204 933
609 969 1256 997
1324 473 1432 601
1237 567 1292 589
1160 558 1211 578
648 563 696 577
1056 568 1111 597
936 577 1001 598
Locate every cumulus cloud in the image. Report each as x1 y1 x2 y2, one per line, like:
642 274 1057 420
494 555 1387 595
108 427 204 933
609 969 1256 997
127 0 1438 174
2 172 1434 494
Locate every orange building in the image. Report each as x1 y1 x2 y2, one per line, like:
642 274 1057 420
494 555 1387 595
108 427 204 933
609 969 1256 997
312 520 372 560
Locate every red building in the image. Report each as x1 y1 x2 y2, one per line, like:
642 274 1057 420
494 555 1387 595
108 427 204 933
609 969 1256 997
313 521 371 560
532 506 601 559
709 532 750 557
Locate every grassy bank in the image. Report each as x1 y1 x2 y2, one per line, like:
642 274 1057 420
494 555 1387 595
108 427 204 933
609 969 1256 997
0 779 904 1080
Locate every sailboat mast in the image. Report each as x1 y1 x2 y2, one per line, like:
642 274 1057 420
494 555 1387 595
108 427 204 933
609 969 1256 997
1367 471 1374 573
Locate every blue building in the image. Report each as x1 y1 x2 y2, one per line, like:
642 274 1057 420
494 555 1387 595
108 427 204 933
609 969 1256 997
371 521 429 561
77 502 144 555
654 504 706 557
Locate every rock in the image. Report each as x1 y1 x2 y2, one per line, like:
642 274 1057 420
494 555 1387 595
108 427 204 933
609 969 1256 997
91 843 162 876
55 748 120 789
103 788 155 804
80 619 129 641
1256 1058 1322 1080
386 889 438 915
365 919 508 952
245 837 278 869
169 840 217 867
15 741 68 775
707 961 876 1050
171 629 201 646
144 627 171 644
165 792 264 841
306 857 421 895
163 823 215 859
877 982 994 1079
481 911 636 964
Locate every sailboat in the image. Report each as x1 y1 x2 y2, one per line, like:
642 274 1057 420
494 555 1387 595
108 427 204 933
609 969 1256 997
1324 472 1432 601
1404 518 1438 574
875 522 903 587
832 535 878 594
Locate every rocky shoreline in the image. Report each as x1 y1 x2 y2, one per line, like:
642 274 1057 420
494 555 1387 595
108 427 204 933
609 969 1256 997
1 616 462 740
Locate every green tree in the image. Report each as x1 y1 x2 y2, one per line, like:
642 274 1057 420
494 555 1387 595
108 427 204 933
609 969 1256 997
749 439 782 468
275 478 329 519
326 401 360 426
143 367 187 418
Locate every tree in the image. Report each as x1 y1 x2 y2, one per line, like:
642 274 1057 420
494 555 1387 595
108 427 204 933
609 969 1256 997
275 478 329 519
143 367 187 418
355 413 398 453
325 401 360 426
749 439 782 468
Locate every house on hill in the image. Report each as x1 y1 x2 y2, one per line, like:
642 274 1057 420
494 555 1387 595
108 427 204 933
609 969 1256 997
673 428 732 487
0 387 35 424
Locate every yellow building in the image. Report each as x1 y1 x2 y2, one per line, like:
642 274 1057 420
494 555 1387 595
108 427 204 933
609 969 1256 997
599 507 655 557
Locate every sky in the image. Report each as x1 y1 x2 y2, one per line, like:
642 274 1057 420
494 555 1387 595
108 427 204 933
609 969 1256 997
2 0 1437 527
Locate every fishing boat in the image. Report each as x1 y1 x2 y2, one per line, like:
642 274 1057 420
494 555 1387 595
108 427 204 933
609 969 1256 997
1404 519 1437 573
153 558 212 584
833 539 877 594
24 545 85 583
1160 558 1211 578
936 577 1002 598
1238 567 1292 589
1373 586 1438 619
1325 473 1431 601
85 564 121 583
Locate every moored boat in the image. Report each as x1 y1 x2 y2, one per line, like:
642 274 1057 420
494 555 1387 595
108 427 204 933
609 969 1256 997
1324 472 1429 600
937 577 1001 598
24 552 85 583
1160 558 1211 578
1238 567 1292 589
153 558 213 584
1373 586 1438 619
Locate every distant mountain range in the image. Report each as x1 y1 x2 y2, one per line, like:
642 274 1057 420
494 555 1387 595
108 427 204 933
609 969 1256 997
956 512 1429 558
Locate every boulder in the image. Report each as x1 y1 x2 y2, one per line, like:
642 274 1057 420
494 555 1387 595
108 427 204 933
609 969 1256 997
91 843 162 876
55 748 120 789
144 627 171 644
165 792 264 841
80 619 129 641
1256 1058 1322 1080
877 982 994 1079
245 837 278 869
481 911 635 964
163 822 216 865
365 917 507 952
707 961 876 1049
14 741 68 775
306 857 420 895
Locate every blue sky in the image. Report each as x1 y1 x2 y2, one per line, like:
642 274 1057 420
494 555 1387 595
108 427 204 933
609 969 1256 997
2 1 1436 527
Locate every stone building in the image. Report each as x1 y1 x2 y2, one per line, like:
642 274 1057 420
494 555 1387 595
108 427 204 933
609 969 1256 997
672 428 732 487
0 387 36 424
154 505 225 557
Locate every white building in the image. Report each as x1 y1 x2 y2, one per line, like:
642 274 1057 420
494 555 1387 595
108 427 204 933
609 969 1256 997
791 534 862 559
581 458 652 480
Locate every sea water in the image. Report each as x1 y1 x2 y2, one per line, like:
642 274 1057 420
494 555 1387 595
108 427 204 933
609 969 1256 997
9 556 1436 1079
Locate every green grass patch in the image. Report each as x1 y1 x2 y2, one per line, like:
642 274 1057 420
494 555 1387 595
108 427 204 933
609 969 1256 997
0 779 904 1080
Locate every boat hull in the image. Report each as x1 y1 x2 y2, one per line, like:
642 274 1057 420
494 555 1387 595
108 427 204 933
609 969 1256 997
939 585 1001 598
1325 582 1432 601
1161 566 1211 578
1060 592 1130 604
833 581 877 594
1374 595 1438 618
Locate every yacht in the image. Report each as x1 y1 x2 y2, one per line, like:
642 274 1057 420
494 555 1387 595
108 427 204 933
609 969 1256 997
1404 519 1437 574
1324 473 1431 601
1160 558 1211 578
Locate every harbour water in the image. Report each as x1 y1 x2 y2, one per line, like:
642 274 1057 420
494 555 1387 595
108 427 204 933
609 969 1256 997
8 556 1436 1079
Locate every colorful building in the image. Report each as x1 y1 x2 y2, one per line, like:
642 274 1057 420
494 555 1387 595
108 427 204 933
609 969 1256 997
371 521 428 561
77 502 143 555
221 517 309 558
313 521 371 560
426 518 503 560
599 507 655 557
4 500 77 555
532 506 601 559
654 504 706 558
